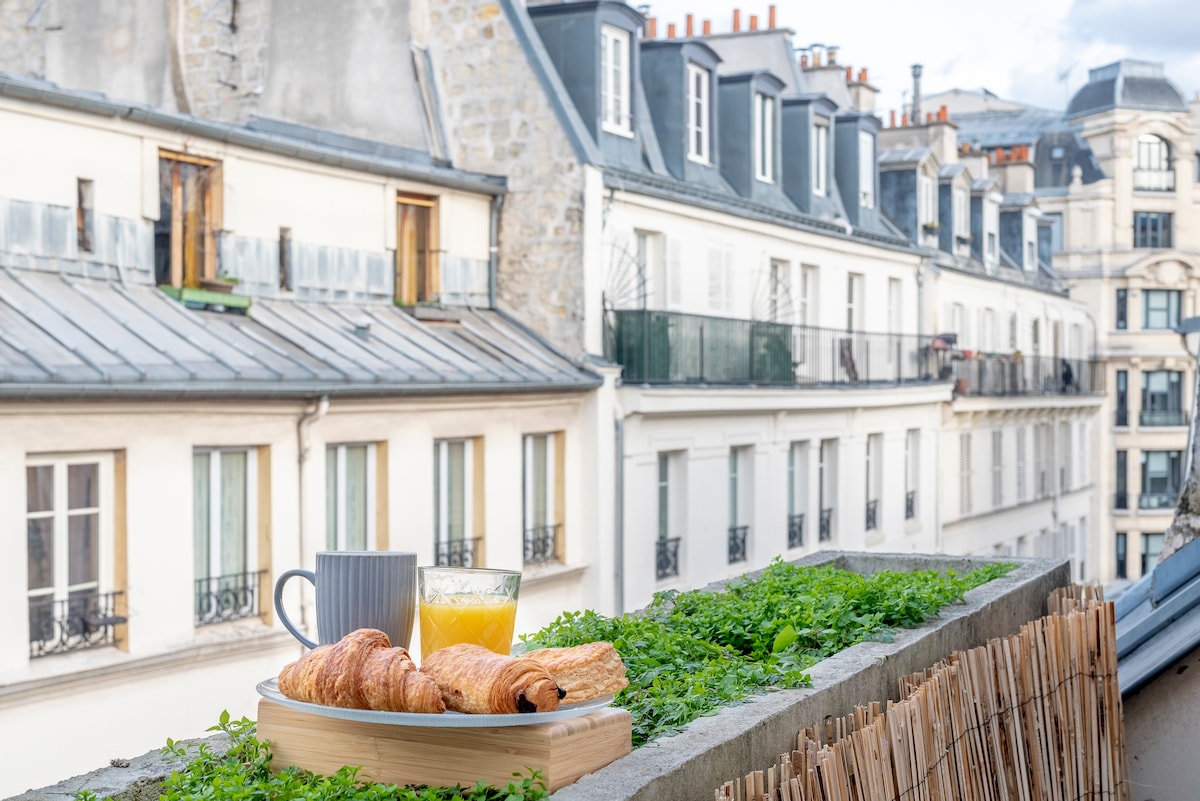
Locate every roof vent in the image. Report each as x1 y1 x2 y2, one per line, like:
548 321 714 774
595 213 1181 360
354 316 371 339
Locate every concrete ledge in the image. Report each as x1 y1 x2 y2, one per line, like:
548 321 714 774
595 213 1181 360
549 551 1069 801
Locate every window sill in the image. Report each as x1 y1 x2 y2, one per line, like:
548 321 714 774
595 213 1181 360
520 562 587 588
602 125 635 140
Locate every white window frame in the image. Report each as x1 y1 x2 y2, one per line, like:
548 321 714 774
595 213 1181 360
812 123 828 196
858 130 875 208
754 92 774 182
847 272 864 331
522 432 557 533
600 25 632 136
326 443 377 551
960 433 973 515
918 175 935 229
954 190 968 237
434 438 474 548
687 63 710 163
26 452 116 633
788 441 809 519
195 447 258 583
992 430 1003 508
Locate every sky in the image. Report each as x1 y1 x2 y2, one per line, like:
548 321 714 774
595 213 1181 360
639 0 1200 115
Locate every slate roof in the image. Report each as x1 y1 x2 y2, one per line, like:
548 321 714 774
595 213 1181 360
1115 536 1200 696
0 266 599 399
878 147 933 166
950 108 1072 149
1067 60 1188 119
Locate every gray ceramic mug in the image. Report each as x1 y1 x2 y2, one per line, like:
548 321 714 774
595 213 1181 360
274 550 417 650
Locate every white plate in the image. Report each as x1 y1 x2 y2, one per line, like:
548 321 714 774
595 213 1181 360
257 677 615 727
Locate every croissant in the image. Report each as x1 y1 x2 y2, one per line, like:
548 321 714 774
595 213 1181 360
420 643 564 714
520 641 629 703
277 628 446 714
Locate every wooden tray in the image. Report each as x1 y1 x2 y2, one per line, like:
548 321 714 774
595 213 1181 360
257 698 632 792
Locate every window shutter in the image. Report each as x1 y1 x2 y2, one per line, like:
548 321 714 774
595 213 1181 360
666 238 682 309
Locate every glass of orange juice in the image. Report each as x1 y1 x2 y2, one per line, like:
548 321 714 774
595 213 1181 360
418 567 520 661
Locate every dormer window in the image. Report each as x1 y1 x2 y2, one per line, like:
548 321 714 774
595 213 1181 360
687 63 710 163
953 190 968 238
754 93 774 182
600 25 632 136
1134 133 1173 191
858 131 875 208
918 175 935 230
811 123 828 196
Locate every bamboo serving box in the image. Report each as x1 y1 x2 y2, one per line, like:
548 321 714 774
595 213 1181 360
257 698 633 792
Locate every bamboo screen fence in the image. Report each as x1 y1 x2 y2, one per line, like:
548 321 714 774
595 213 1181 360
715 585 1126 801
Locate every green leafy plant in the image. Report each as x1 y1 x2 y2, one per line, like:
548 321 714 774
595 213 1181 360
157 710 548 801
522 560 1013 747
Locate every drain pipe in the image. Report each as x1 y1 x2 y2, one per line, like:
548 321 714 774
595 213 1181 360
488 194 505 307
613 402 626 615
294 395 330 626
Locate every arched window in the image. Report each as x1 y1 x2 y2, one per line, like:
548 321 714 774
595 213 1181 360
1134 134 1173 191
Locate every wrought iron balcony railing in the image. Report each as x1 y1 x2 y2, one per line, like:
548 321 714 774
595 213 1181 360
865 499 878 531
523 523 562 566
29 590 126 658
1139 492 1178 511
819 508 833 542
949 355 1105 397
604 309 940 388
1140 409 1187 427
905 490 916 520
1114 492 1129 510
657 536 681 580
728 525 749 564
195 571 267 627
436 537 483 567
787 513 805 549
1133 168 1175 192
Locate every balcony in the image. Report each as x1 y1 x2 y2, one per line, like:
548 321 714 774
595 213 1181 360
436 536 483 567
949 355 1105 398
605 309 940 388
819 508 833 542
29 590 126 658
656 536 681 580
523 523 562 566
865 499 878 530
194 571 266 627
1139 492 1178 511
905 490 916 520
1133 168 1175 192
728 525 749 564
1140 409 1187 427
787 513 805 549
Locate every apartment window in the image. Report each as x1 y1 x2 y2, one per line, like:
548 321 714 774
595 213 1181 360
76 178 94 254
1115 532 1127 580
1140 450 1182 509
1116 450 1128 509
905 429 919 520
954 190 968 237
818 439 837 541
434 438 483 567
887 278 902 364
987 232 997 260
600 25 632 135
325 444 377 551
155 152 220 288
847 273 863 331
768 259 792 323
960 433 972 515
1032 319 1041 355
396 194 438 305
788 442 809 548
1060 421 1072 491
727 447 751 564
982 308 995 353
687 63 711 163
1016 427 1027 502
1116 289 1128 330
1141 371 1183 426
1143 289 1180 330
1116 371 1128 426
707 245 733 314
27 453 118 656
523 432 563 566
799 265 817 327
1008 313 1018 350
865 434 881 531
992 430 1003 507
1134 134 1173 191
812 124 828 196
1133 212 1172 248
1025 240 1037 268
1141 533 1164 575
657 453 683 579
754 92 774 182
858 131 875 208
918 176 935 229
194 448 261 626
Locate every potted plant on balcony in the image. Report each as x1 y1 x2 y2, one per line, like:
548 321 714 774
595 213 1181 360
922 222 939 235
200 272 240 294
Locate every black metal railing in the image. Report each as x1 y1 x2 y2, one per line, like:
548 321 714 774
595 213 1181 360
195 571 267 627
728 525 749 563
1139 492 1178 511
787 513 805 549
1115 409 1129 427
819 508 833 542
604 309 941 387
1133 168 1175 192
657 537 681 580
29 590 126 658
436 537 483 567
523 523 562 566
905 490 916 520
1140 409 1187 427
865 499 878 530
949 355 1105 397
1114 492 1129 510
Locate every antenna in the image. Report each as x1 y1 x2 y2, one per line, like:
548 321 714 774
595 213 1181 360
1057 61 1077 105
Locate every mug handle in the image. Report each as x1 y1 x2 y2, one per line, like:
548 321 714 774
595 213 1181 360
274 568 318 649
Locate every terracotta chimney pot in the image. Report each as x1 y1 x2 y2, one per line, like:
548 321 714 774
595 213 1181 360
686 13 693 36
647 17 657 38
768 4 776 28
732 9 740 31
667 22 676 38
702 19 711 34
749 14 758 30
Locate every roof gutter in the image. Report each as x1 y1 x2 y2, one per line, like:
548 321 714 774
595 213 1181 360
0 73 506 198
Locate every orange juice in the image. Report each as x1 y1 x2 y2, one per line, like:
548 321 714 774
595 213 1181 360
419 594 518 660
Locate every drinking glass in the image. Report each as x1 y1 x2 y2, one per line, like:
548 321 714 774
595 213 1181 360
418 566 520 661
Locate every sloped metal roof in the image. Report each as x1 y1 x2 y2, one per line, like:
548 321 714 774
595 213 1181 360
0 266 599 399
1115 535 1200 696
1067 60 1188 119
879 146 933 166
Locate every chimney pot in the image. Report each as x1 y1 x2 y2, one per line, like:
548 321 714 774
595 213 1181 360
926 112 933 124
667 22 676 38
749 14 758 30
686 13 693 36
813 51 822 67
647 17 657 38
937 105 948 122
890 110 896 127
901 112 908 126
768 4 777 28
702 19 711 34
732 8 740 31
828 46 838 64
800 54 808 68
845 66 851 80
858 68 868 82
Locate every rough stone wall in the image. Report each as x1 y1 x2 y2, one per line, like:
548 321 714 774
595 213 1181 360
0 0 48 76
179 0 272 122
425 0 589 357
